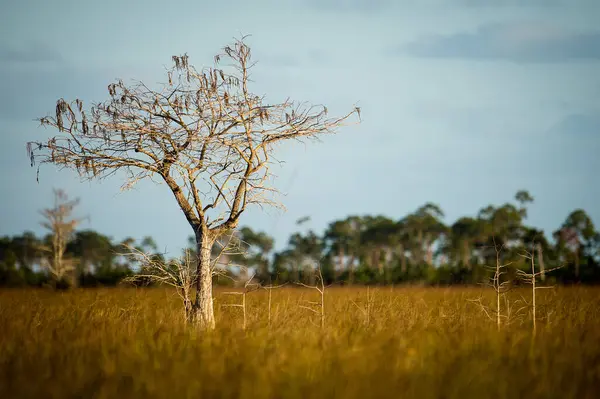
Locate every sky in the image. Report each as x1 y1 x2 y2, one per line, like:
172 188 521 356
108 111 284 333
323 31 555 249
1 0 599 255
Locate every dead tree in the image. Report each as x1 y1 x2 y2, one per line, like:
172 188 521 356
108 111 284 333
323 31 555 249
468 239 516 330
124 248 197 323
517 247 563 335
123 229 244 324
38 189 82 288
295 265 326 329
221 267 261 330
27 36 359 329
262 283 287 327
350 285 372 327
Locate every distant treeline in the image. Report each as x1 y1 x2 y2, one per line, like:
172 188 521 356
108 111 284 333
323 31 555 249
1 190 599 288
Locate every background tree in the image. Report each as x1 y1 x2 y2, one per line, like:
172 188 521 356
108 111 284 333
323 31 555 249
359 216 397 280
447 217 481 269
38 189 82 288
0 237 21 286
228 226 274 282
286 231 325 284
402 203 446 268
324 219 353 280
554 209 596 280
515 190 534 219
68 230 114 274
28 37 358 328
343 216 368 284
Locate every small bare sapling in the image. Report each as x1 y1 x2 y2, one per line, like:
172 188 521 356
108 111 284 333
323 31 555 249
350 286 373 327
221 267 261 330
295 265 326 329
468 240 517 329
517 246 563 335
261 282 288 327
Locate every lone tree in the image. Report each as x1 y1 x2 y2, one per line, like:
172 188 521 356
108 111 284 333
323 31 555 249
27 37 359 329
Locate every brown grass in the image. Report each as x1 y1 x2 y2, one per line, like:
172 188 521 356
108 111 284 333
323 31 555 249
1 286 599 398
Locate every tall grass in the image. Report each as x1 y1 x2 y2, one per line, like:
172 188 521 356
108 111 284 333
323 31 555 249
1 286 598 398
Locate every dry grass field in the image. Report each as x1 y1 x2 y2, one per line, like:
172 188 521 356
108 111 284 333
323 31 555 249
1 286 599 398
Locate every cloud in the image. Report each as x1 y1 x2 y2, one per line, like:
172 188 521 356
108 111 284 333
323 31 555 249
254 52 300 68
456 0 561 6
549 113 600 135
305 0 392 13
254 48 334 68
403 22 600 62
0 42 62 64
0 63 125 122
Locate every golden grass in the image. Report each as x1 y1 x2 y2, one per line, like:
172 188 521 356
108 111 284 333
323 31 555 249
1 286 599 398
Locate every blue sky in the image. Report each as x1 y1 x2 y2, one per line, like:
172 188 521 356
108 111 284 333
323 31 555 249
1 0 599 254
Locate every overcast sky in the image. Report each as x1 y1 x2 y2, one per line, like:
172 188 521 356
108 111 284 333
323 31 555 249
1 0 599 254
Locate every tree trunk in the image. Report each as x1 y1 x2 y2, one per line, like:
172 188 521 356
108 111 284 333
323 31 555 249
424 233 433 266
462 240 471 270
192 229 215 329
337 245 345 281
347 254 355 285
574 248 580 280
376 247 383 275
426 245 433 266
417 229 424 265
398 243 407 274
536 243 545 282
384 248 393 283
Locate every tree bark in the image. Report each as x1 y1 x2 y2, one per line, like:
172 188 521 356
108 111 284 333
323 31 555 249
193 228 215 329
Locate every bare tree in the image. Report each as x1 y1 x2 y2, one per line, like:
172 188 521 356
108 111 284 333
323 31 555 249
124 247 197 322
38 189 82 288
295 265 326 329
27 37 359 329
517 247 563 335
123 229 245 324
468 239 516 330
261 282 287 327
350 286 372 327
221 267 261 330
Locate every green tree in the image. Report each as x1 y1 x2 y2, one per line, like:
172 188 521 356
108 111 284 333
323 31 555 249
285 230 324 284
515 190 534 218
554 209 596 279
229 226 274 282
447 217 482 269
68 230 115 274
402 203 446 267
324 219 353 280
360 216 397 278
